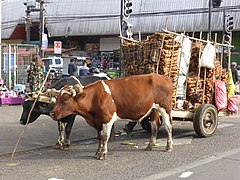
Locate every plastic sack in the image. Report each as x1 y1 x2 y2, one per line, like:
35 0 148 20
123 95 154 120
228 69 235 98
200 42 215 68
228 95 240 113
215 80 228 111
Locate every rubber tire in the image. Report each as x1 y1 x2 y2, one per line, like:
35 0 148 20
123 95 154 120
140 117 151 132
193 104 218 137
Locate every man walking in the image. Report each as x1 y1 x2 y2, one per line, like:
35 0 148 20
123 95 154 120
68 58 78 76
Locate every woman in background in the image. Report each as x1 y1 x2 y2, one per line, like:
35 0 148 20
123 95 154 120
28 54 44 92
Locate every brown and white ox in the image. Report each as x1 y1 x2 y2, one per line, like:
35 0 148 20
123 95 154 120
50 74 173 160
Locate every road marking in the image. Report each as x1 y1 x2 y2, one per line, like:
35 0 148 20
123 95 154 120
179 171 193 178
141 148 240 180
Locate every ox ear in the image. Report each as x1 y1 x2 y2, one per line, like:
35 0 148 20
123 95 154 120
75 92 86 101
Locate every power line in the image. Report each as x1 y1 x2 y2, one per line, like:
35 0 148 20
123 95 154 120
2 5 240 30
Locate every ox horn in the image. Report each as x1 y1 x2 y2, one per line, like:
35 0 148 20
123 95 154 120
39 88 60 97
60 85 73 96
39 89 51 96
73 84 83 93
32 91 40 99
50 88 61 97
69 88 77 97
69 84 83 97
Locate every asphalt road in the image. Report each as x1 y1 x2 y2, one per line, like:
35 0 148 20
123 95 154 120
0 105 240 180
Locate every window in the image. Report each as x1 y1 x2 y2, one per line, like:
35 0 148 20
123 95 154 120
55 59 62 65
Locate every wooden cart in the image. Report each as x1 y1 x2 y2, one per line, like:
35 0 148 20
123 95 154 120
121 29 233 137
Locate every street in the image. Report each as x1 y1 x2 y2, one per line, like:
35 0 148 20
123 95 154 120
0 105 240 180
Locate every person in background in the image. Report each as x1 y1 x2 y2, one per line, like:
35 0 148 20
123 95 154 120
235 65 240 95
91 57 99 68
231 62 238 84
237 65 240 82
79 60 90 76
89 67 100 75
85 58 91 68
28 54 44 92
68 58 78 76
101 57 109 70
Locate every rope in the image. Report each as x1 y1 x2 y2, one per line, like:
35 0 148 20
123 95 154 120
10 68 54 161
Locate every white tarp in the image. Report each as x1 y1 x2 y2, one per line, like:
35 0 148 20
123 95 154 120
176 37 192 99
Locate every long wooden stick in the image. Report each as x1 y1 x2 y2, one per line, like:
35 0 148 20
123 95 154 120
10 68 53 161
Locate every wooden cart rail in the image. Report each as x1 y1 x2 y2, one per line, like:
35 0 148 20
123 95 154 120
171 109 230 119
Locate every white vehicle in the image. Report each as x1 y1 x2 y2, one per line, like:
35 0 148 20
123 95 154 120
42 57 63 74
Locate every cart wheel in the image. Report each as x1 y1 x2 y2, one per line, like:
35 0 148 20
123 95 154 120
193 104 218 137
140 117 151 132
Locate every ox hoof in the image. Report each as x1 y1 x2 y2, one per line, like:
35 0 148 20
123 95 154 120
64 144 70 150
95 152 107 160
145 144 154 151
165 147 173 152
53 143 65 150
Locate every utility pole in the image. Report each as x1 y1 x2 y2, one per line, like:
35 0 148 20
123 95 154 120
208 0 212 40
39 0 45 58
119 0 124 77
24 0 46 57
26 7 31 44
208 0 223 40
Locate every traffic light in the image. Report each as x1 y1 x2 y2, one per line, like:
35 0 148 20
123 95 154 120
224 14 233 44
224 15 233 45
123 0 132 19
212 0 222 8
226 15 234 33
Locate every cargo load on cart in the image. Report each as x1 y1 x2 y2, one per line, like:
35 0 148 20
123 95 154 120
121 29 237 137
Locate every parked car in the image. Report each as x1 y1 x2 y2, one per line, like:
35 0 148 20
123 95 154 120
42 57 63 74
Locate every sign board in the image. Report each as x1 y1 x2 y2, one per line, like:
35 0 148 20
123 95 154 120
41 33 48 51
54 41 62 54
